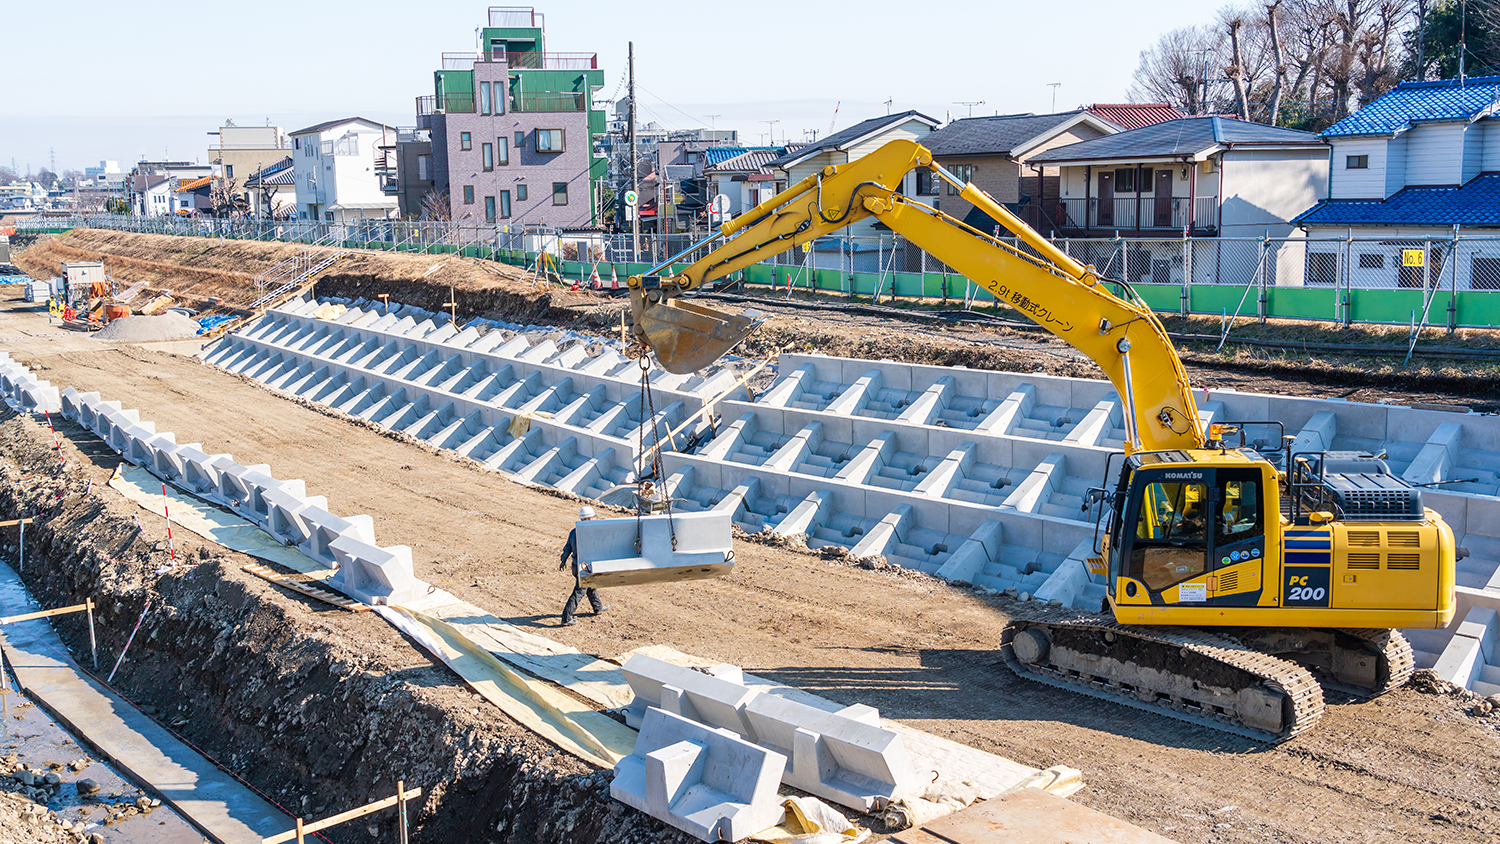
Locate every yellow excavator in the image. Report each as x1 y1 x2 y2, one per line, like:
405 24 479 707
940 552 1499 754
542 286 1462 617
624 139 1457 741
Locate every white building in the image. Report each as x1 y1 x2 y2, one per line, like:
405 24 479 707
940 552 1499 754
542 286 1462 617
289 117 399 223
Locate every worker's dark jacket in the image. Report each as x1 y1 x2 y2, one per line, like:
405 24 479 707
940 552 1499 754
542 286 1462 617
559 528 582 585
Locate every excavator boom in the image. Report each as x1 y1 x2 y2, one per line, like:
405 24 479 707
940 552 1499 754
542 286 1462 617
628 138 1202 452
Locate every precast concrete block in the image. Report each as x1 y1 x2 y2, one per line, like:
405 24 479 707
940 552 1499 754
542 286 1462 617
975 385 1036 436
621 654 761 733
741 692 918 812
936 519 1004 584
1034 539 1100 609
176 446 231 497
611 707 786 843
261 487 330 547
1000 453 1066 513
1403 422 1464 487
59 388 98 423
772 490 830 538
325 535 425 606
298 507 376 566
850 505 913 558
1292 411 1337 455
577 510 735 588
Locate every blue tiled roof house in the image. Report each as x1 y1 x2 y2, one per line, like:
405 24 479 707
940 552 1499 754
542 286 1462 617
1292 75 1500 289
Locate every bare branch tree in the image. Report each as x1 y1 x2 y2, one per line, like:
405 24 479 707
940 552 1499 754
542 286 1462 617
1226 14 1254 119
420 188 452 222
1129 25 1232 114
1267 1 1290 123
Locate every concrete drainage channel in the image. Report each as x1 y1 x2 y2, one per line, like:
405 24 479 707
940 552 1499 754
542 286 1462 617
206 296 1500 698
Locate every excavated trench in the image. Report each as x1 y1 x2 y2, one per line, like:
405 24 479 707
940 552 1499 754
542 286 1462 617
0 409 690 844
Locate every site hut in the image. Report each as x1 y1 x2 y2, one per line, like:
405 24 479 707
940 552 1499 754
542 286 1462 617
408 6 607 227
1292 75 1500 296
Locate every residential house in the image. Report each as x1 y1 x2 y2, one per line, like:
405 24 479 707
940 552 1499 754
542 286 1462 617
1084 103 1187 130
920 110 1120 234
289 117 398 222
174 175 215 215
245 156 297 218
208 122 290 205
766 110 941 240
1028 117 1328 239
411 6 606 227
704 148 787 218
379 128 434 218
131 174 176 216
1292 75 1500 290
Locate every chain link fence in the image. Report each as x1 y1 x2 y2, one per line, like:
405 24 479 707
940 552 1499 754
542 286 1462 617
15 214 1500 328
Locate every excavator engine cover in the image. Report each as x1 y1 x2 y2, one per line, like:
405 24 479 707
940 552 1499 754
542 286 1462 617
631 289 761 374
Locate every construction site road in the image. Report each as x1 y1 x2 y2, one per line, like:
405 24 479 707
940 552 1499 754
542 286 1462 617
2 296 1497 844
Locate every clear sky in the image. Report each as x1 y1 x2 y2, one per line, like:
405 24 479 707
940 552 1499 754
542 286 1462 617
2 0 1223 174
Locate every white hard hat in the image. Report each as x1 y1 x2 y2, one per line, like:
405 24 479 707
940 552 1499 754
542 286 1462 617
579 506 597 519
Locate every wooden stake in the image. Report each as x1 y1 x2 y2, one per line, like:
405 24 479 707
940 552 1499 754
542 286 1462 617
445 287 458 325
86 598 97 670
162 483 175 563
397 779 408 844
294 817 304 844
378 293 390 313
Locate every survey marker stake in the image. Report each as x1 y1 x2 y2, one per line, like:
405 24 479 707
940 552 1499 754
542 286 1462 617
42 411 64 464
162 483 175 563
108 599 150 684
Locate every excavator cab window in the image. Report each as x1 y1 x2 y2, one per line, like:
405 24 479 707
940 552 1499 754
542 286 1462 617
1217 477 1262 540
1131 480 1209 591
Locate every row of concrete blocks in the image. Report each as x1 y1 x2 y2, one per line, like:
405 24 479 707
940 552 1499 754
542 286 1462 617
56 387 427 607
0 353 62 414
199 299 755 501
1432 606 1500 697
197 304 1131 612
612 654 919 841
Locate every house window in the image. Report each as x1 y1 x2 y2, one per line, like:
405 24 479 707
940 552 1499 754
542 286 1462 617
515 130 526 148
497 137 509 165
1347 155 1369 169
537 129 565 152
482 143 493 171
463 185 474 204
1474 257 1500 290
484 195 496 222
944 164 974 195
552 181 568 205
517 184 528 201
480 82 492 115
418 154 432 181
499 190 511 218
916 168 938 196
1308 252 1338 285
1115 168 1137 193
1358 253 1385 269
460 132 472 151
225 164 234 178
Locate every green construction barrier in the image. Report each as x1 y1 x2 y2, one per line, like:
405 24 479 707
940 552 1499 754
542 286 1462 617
1189 284 1258 316
1265 286 1338 322
1130 283 1180 312
1456 291 1500 326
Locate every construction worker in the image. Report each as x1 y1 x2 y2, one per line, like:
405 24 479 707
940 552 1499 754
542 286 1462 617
559 505 609 626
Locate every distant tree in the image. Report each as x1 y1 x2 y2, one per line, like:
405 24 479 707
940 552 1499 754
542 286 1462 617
1128 25 1232 114
420 188 452 222
209 176 245 217
35 168 57 189
105 197 131 214
0 166 15 185
1402 0 1500 78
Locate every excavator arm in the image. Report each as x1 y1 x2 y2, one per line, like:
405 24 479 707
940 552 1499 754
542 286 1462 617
628 138 1203 453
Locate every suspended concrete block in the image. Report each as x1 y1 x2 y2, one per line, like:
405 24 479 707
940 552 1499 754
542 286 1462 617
741 692 918 813
577 510 735 588
611 707 787 844
622 654 759 733
325 535 425 606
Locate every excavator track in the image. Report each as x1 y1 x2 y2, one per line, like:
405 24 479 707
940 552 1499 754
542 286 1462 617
1002 608 1326 743
1228 626 1415 699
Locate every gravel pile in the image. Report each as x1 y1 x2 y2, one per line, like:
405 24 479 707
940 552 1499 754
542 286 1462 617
91 312 200 342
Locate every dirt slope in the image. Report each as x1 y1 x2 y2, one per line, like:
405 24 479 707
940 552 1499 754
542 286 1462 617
3 305 1496 842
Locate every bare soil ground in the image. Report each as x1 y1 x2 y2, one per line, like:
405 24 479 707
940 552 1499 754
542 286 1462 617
0 290 1496 843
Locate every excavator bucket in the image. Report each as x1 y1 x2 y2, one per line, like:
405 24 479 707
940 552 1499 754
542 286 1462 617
631 289 762 374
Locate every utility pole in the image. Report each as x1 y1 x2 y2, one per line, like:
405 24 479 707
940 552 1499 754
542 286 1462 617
629 41 639 263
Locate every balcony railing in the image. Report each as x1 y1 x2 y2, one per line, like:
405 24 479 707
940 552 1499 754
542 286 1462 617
441 51 598 70
488 6 542 27
1057 196 1220 232
511 92 584 113
416 94 477 116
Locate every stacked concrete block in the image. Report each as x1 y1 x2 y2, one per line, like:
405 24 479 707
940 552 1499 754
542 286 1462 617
57 386 430 608
1431 607 1500 696
201 298 733 506
0 354 62 414
620 654 919 814
611 707 786 843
